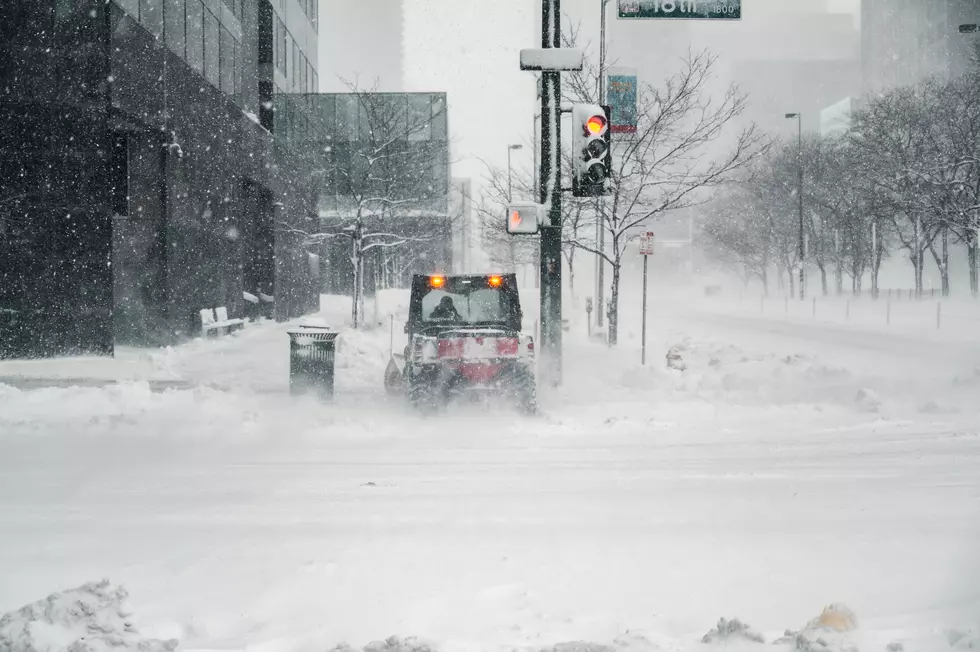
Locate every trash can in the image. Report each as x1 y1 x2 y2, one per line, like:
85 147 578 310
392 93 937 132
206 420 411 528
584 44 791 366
287 326 338 399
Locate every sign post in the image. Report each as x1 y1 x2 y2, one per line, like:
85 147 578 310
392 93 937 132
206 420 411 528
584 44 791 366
639 232 655 365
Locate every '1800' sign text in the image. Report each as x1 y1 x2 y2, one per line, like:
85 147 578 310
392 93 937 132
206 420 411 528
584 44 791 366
619 0 741 20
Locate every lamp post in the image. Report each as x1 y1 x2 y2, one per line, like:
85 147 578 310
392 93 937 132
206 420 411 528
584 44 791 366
507 144 523 202
960 24 980 297
785 112 805 300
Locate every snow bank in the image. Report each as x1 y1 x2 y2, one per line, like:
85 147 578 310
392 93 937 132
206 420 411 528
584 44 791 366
0 580 177 652
701 618 765 644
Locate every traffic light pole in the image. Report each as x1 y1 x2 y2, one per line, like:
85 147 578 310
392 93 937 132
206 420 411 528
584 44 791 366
539 0 563 387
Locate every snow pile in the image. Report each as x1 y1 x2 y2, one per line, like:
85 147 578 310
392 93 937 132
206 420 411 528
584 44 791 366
701 618 765 645
773 604 859 652
948 628 980 649
0 381 266 438
0 580 177 652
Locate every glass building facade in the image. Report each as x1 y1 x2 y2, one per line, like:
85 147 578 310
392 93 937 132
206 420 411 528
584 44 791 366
303 93 453 295
0 0 322 357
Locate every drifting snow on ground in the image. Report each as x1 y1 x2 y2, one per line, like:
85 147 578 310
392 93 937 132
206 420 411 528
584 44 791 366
1 288 979 652
0 580 177 652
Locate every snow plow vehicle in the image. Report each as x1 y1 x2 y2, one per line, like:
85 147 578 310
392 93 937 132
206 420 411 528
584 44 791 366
385 273 537 413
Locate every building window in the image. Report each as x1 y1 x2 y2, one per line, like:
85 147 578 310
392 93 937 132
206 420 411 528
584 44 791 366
234 40 242 99
277 17 287 76
139 0 163 37
185 0 204 74
407 95 432 141
258 0 273 64
292 39 299 90
219 26 235 95
204 7 220 87
164 0 185 58
109 133 130 217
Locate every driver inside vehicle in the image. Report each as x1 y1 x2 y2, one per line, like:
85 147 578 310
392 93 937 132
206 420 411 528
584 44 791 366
429 295 462 320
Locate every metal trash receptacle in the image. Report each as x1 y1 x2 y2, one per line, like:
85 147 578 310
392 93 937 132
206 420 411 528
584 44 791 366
287 326 338 398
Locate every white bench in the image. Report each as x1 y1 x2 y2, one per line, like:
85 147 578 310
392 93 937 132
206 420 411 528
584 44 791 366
199 306 246 337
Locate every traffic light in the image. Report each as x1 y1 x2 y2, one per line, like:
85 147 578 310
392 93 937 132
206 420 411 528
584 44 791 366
506 202 542 235
572 103 612 198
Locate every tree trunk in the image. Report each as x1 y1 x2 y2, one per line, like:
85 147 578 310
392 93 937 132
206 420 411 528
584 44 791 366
567 247 576 298
835 261 844 296
851 259 863 295
969 232 979 298
761 267 769 297
914 248 924 298
351 230 361 328
942 225 950 297
817 262 828 296
608 262 621 347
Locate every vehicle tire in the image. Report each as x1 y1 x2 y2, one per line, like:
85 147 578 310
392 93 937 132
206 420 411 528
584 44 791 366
513 367 537 415
408 369 442 413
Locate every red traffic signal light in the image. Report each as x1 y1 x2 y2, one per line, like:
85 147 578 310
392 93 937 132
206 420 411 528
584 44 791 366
584 114 607 135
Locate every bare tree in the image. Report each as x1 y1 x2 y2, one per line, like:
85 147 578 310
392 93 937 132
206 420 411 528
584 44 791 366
563 48 766 344
281 80 450 328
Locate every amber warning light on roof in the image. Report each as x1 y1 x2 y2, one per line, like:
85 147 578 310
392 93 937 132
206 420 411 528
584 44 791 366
429 275 446 288
488 276 503 288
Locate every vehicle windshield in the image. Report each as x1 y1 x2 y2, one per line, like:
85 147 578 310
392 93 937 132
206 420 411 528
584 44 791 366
421 286 509 324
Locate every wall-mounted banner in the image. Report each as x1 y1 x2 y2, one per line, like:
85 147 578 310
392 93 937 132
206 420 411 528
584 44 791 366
618 0 741 20
607 68 638 134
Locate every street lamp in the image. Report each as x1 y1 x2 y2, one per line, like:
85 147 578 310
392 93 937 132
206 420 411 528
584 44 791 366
507 144 523 202
785 112 805 300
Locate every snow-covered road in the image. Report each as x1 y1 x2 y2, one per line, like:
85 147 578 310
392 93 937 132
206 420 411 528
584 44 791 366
1 291 979 652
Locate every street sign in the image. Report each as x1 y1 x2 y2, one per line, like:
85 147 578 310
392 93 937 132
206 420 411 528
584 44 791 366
618 0 742 20
607 68 638 134
639 232 655 256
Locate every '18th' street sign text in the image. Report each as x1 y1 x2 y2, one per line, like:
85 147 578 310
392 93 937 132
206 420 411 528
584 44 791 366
619 0 741 20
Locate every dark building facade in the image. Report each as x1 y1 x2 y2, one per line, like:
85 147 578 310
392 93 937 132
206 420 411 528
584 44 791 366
305 92 453 296
0 0 322 358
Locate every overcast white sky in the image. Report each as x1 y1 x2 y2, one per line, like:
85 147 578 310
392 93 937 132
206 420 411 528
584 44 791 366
321 0 862 201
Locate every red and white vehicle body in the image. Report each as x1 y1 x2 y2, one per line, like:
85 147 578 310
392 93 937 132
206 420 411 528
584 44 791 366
386 274 537 413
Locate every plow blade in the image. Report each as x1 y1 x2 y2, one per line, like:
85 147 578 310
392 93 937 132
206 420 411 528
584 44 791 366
384 354 406 396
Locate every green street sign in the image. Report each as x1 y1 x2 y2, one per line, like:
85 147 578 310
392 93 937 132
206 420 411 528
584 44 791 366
618 0 741 20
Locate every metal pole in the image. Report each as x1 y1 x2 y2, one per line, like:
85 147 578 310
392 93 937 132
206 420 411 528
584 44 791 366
797 113 805 301
539 0 563 386
595 0 610 328
532 114 540 200
641 254 648 365
507 148 513 202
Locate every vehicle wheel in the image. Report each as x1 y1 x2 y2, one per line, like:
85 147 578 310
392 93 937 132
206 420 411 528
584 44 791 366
513 368 537 415
409 372 443 413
